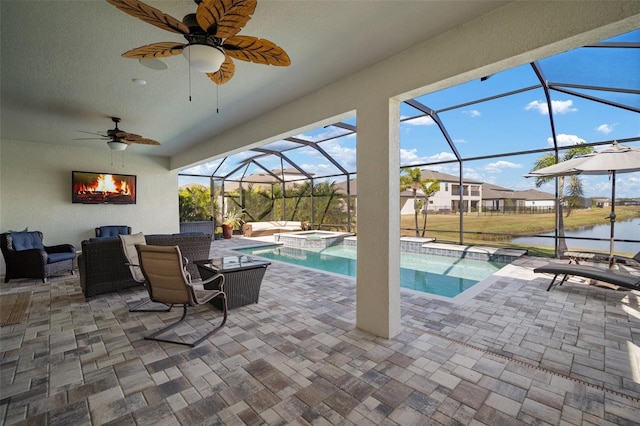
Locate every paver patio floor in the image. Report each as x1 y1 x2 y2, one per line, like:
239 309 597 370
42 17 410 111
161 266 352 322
1 237 638 425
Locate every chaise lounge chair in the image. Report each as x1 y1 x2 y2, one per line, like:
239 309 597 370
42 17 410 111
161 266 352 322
534 263 640 292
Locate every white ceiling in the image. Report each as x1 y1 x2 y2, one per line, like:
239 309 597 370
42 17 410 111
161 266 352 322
1 0 509 158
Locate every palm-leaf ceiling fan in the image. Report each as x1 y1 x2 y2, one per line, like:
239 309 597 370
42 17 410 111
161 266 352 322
106 0 291 85
76 117 161 151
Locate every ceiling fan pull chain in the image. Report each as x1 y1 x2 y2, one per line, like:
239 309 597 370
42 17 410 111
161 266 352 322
216 85 219 114
188 56 192 102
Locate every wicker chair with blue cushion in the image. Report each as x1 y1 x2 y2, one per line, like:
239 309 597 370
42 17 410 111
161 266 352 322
1 231 76 283
95 225 132 239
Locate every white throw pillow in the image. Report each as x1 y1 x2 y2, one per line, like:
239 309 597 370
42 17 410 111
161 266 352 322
119 232 146 282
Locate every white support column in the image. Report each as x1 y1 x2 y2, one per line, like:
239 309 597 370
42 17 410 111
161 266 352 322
355 98 401 339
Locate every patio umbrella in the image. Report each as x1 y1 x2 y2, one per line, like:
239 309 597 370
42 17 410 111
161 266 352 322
524 141 640 268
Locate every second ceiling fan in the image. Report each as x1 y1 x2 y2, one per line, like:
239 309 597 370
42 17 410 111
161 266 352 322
106 0 291 85
77 117 161 151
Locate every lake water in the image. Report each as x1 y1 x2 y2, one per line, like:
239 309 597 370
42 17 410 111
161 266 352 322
511 217 640 253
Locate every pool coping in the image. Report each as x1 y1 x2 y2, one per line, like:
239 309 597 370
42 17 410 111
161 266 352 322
342 236 526 264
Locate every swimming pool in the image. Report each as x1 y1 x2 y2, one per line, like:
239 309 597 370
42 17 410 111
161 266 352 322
235 244 508 298
274 230 353 249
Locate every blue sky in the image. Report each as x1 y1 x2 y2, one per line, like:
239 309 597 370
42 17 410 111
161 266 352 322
181 29 639 199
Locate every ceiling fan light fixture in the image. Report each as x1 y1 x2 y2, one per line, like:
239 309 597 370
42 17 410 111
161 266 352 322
182 44 225 73
108 141 128 151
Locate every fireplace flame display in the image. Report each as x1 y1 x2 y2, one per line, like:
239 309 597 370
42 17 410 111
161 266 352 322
72 171 136 204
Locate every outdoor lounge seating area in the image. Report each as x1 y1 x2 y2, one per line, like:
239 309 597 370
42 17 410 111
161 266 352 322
242 221 304 237
1 236 638 424
78 232 213 298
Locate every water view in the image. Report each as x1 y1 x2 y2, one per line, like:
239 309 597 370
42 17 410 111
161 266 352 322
511 218 640 253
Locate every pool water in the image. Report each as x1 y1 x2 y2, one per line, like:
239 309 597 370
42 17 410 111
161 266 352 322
294 232 335 239
236 244 507 298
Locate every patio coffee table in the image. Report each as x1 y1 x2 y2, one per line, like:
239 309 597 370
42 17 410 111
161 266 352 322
195 256 270 309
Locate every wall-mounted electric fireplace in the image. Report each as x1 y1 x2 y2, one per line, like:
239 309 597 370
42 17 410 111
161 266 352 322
72 171 136 204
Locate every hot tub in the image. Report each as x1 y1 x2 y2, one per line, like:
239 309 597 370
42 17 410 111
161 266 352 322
274 230 353 249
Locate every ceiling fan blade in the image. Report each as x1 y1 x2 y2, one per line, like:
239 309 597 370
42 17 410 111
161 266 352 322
116 131 143 141
122 42 185 59
76 130 108 137
196 0 256 38
207 56 236 85
73 137 109 141
223 36 291 66
132 138 161 146
105 0 189 34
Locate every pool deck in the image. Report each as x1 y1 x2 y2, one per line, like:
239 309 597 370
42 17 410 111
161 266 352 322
1 236 639 425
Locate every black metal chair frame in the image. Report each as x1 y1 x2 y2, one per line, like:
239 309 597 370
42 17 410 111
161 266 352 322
137 245 228 347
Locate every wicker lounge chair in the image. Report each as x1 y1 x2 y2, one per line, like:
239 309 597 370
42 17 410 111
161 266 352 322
136 245 227 347
95 225 131 239
1 231 75 283
534 263 640 292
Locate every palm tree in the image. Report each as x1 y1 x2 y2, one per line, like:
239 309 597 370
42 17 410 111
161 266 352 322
530 144 593 252
288 181 312 221
400 168 432 237
419 178 440 237
178 185 213 222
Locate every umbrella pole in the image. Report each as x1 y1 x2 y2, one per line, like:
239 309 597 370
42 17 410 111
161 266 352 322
608 171 616 269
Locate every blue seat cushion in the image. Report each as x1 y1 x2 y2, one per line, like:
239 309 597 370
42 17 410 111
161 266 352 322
11 232 45 251
47 252 75 264
98 226 130 237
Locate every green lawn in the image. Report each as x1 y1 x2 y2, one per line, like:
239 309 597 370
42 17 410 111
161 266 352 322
398 206 639 257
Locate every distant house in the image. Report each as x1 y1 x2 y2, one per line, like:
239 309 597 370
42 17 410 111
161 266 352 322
481 183 527 212
520 189 556 209
406 170 483 214
222 168 313 192
336 170 483 215
592 197 610 208
335 172 568 216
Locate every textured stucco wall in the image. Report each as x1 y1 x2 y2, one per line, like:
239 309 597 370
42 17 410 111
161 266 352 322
0 139 179 275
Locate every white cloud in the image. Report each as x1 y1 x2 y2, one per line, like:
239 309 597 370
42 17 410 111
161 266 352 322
461 168 484 181
299 163 334 177
402 115 435 126
525 99 577 115
400 150 456 166
292 127 355 142
303 140 356 172
463 109 481 117
546 133 586 147
483 161 523 173
596 123 614 134
400 148 429 165
428 151 457 162
612 173 640 199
